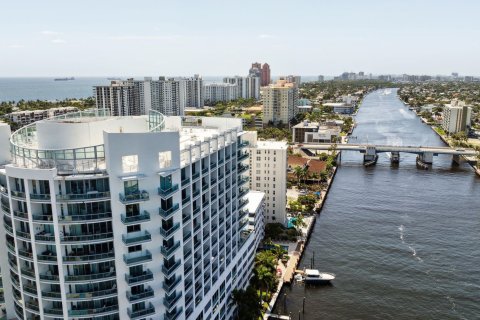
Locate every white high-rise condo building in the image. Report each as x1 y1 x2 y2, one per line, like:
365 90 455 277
223 76 260 100
242 131 288 224
94 75 204 117
262 80 299 125
0 109 264 320
442 99 472 134
204 83 239 104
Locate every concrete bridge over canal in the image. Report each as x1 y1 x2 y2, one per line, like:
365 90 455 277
300 143 478 165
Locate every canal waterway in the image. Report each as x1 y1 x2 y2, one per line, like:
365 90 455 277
276 89 480 319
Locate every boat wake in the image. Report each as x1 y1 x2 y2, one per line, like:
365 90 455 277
398 225 422 262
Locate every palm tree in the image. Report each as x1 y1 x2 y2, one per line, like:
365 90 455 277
320 170 328 182
293 166 303 185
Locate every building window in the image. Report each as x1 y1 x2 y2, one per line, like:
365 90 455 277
122 155 138 173
159 151 172 169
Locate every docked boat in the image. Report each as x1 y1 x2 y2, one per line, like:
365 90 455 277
303 269 335 284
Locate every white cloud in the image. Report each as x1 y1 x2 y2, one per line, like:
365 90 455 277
257 34 277 39
41 30 61 36
51 38 67 44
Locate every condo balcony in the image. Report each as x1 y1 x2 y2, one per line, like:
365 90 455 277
163 292 182 311
128 302 155 319
238 199 249 211
125 269 154 286
68 305 119 317
159 204 180 219
162 260 181 277
165 307 184 320
191 172 200 181
127 286 154 303
122 230 152 246
65 287 117 301
64 270 116 283
239 141 249 148
162 275 182 294
237 151 249 161
58 211 112 223
237 164 249 174
57 191 110 202
60 232 114 244
238 187 249 198
43 307 64 317
13 209 29 221
160 223 180 238
10 190 26 199
63 252 115 264
158 184 179 198
121 211 150 225
37 250 58 263
119 190 149 204
238 176 249 187
123 250 152 266
29 193 51 202
161 241 181 258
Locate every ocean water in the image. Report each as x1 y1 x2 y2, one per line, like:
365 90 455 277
275 89 480 319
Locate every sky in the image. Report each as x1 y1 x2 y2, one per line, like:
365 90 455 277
1 0 480 77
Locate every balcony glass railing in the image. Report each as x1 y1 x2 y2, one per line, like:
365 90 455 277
237 164 249 173
158 184 179 198
63 252 115 263
127 302 155 319
65 271 115 282
57 191 110 201
163 276 182 293
32 213 54 222
58 212 111 223
239 141 249 148
43 307 64 316
159 203 180 219
122 230 152 245
160 223 180 238
165 307 184 320
162 260 181 277
68 305 118 316
10 190 26 198
123 250 152 265
181 176 190 186
66 287 117 300
30 193 51 201
125 269 154 285
121 211 150 224
127 286 154 303
61 232 113 243
191 172 200 181
161 241 180 257
163 292 182 310
119 190 149 204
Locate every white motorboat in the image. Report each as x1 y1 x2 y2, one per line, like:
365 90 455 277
303 269 335 284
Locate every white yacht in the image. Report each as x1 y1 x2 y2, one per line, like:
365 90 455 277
303 269 336 284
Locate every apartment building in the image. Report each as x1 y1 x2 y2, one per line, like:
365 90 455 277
242 131 288 224
5 107 79 127
442 99 472 134
204 83 239 104
94 76 204 116
0 109 264 320
262 80 299 125
223 76 260 100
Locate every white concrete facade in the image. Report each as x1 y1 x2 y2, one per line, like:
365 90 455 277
242 132 288 224
0 109 264 320
204 83 239 104
223 76 260 100
442 100 472 134
262 80 299 125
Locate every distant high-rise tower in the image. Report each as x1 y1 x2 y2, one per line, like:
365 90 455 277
261 63 271 86
249 62 262 79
